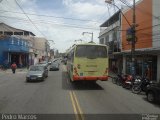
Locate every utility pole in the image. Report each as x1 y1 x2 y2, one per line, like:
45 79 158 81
105 0 136 76
131 0 136 76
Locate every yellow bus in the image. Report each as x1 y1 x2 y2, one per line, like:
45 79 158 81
66 42 109 82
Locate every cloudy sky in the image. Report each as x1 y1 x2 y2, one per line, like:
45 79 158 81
0 0 134 52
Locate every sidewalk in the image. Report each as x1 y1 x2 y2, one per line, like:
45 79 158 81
0 68 28 73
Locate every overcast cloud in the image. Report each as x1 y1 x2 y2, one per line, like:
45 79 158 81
0 0 137 52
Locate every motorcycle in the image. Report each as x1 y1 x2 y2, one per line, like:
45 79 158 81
121 75 141 89
111 76 118 84
132 76 152 94
122 75 142 89
116 74 134 89
115 74 129 87
110 73 125 85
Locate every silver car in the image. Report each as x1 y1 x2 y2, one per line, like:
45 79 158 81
50 62 59 71
26 65 48 82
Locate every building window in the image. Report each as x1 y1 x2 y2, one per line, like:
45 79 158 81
4 32 13 35
21 40 23 45
18 39 20 45
15 39 18 45
105 35 109 45
14 32 23 35
0 31 3 35
112 31 117 41
100 38 104 44
11 37 14 44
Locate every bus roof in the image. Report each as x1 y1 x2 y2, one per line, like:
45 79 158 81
66 42 107 54
76 42 107 47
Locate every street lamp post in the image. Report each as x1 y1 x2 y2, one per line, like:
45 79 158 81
105 0 136 76
82 32 93 42
105 0 132 27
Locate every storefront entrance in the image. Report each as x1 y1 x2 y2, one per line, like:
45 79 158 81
126 55 157 80
10 52 29 68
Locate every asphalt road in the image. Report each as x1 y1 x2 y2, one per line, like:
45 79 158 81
0 67 73 114
0 64 160 120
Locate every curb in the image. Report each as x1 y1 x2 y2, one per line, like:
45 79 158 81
0 69 28 74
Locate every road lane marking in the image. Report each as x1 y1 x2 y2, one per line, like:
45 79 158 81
72 91 84 117
69 91 79 120
70 91 84 120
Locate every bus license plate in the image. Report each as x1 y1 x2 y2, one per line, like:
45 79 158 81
31 77 36 80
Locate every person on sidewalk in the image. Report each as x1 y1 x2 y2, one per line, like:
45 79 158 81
11 62 17 74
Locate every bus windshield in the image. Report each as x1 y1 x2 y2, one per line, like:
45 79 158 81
75 45 107 58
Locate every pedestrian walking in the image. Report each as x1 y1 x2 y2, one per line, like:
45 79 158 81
11 62 17 74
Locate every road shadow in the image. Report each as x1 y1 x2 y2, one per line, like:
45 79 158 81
62 72 104 90
142 97 160 108
25 80 45 83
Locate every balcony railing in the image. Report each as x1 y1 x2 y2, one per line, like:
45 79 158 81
99 21 120 36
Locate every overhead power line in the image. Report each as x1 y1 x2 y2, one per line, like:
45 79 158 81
0 10 99 23
118 0 160 20
0 15 99 30
15 0 47 38
136 24 160 31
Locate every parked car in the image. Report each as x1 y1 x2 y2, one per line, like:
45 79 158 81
26 65 48 82
52 59 58 62
52 59 61 64
51 58 60 65
146 82 160 103
50 62 59 71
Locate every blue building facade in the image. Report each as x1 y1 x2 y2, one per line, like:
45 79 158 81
0 36 29 68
